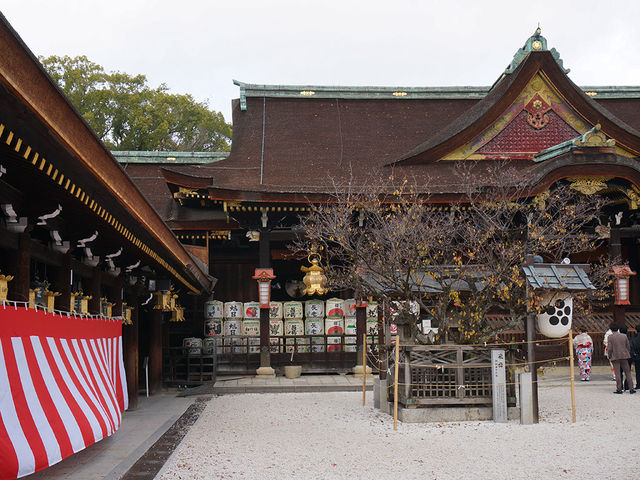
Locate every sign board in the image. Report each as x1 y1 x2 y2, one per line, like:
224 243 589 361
491 349 507 423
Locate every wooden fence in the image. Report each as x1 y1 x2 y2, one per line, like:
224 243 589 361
392 345 517 407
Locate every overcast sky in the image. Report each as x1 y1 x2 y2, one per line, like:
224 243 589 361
3 1 639 123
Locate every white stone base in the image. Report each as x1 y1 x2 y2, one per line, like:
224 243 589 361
255 366 275 376
394 405 520 423
352 365 372 376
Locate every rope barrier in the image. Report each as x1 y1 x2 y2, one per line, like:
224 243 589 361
395 356 570 368
398 336 569 348
0 299 123 322
397 375 575 389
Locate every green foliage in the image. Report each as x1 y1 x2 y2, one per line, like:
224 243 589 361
40 55 232 151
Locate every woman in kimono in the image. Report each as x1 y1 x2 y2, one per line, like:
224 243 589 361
573 327 593 381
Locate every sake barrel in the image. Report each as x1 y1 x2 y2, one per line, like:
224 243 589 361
242 319 261 353
244 301 260 319
343 298 357 318
223 318 243 353
269 319 284 353
344 317 357 352
366 318 379 335
326 318 344 352
204 300 224 319
224 301 243 319
325 298 345 318
202 336 218 355
283 301 303 319
366 318 379 345
269 301 283 319
366 302 378 319
285 318 307 353
305 299 324 319
205 319 222 336
182 337 202 355
306 318 325 352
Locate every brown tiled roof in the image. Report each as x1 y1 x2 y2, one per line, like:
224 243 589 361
160 96 480 195
157 53 640 201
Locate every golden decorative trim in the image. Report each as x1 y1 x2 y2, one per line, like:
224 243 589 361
567 177 611 195
626 189 640 210
392 92 407 97
573 123 615 148
300 91 315 96
0 123 200 294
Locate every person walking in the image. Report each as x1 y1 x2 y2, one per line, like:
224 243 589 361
572 327 593 381
607 324 635 394
604 323 616 381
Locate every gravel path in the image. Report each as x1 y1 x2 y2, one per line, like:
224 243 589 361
157 382 639 480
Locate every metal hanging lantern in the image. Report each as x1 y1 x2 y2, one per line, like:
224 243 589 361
252 268 276 308
612 265 636 305
300 248 328 296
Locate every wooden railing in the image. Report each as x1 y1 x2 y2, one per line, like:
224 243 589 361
392 345 517 407
163 334 379 379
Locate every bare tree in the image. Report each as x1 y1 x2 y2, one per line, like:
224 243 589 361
292 163 612 344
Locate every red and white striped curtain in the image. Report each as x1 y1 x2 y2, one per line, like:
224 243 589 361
0 305 128 480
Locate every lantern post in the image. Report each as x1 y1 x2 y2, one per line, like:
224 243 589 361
253 268 276 376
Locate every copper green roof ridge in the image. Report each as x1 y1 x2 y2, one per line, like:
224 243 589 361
112 151 229 164
233 80 640 111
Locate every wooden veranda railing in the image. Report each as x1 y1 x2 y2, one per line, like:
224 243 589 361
163 333 379 381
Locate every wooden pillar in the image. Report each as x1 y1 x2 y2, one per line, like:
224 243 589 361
111 276 123 317
526 311 539 423
355 304 367 363
123 293 139 410
54 253 72 311
149 308 163 394
378 302 386 380
257 228 273 375
89 267 101 314
11 232 30 303
610 229 626 327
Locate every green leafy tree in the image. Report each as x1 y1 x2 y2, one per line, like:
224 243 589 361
40 55 232 151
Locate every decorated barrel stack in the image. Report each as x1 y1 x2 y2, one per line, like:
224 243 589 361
243 301 261 353
223 301 244 353
325 298 344 352
269 301 284 353
204 300 223 338
182 337 202 355
306 299 326 352
284 301 305 353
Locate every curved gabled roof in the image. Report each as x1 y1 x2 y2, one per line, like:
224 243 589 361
388 50 640 166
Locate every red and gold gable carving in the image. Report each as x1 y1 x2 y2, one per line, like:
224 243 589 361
476 110 579 159
524 93 551 129
442 73 635 161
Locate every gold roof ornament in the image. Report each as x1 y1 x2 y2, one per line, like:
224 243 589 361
567 177 611 195
0 273 13 301
301 246 328 296
573 124 615 148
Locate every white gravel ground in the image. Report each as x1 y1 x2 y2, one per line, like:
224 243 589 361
157 383 639 480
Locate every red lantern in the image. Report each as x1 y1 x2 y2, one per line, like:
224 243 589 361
252 268 276 308
612 265 636 305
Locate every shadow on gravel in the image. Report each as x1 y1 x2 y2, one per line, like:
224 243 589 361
119 397 209 480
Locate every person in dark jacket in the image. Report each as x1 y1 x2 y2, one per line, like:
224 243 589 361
631 325 640 388
608 324 635 394
619 326 633 390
